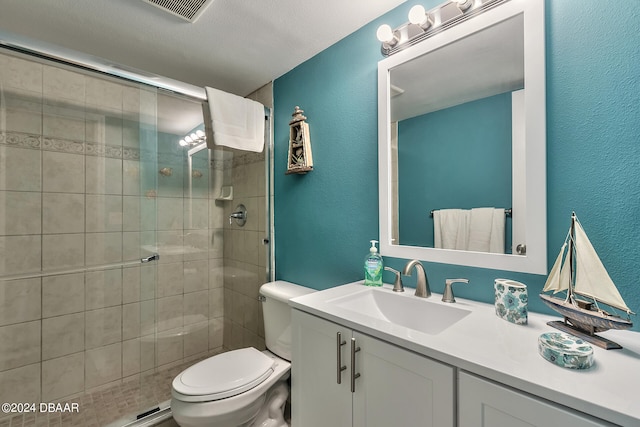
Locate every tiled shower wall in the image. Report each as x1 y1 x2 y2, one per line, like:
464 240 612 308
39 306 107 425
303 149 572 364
0 50 224 410
221 82 272 353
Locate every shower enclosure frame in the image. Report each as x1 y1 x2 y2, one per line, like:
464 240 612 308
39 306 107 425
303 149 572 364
0 35 274 426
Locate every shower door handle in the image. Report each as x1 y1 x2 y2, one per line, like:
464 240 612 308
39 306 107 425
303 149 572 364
141 253 160 263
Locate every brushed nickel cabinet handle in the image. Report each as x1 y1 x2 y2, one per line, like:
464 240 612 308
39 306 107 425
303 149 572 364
336 332 347 384
350 337 361 393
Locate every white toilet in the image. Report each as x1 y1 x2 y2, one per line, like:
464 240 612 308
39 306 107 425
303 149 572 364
170 281 315 427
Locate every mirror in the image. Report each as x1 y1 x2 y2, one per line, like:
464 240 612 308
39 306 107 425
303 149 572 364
378 0 546 274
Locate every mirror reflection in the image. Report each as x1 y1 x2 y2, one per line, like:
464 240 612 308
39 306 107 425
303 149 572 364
390 14 523 254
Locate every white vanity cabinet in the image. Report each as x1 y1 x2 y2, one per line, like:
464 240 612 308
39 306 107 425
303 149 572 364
458 372 615 427
291 309 455 427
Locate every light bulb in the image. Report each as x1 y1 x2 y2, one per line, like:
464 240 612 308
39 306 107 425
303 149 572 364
179 139 188 147
376 24 395 44
408 5 426 26
190 133 198 140
184 135 193 143
196 129 205 138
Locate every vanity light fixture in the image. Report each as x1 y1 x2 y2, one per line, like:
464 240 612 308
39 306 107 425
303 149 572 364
179 129 206 147
377 0 509 56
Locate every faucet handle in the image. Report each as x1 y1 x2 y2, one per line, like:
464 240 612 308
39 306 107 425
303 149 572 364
384 267 404 292
442 278 469 303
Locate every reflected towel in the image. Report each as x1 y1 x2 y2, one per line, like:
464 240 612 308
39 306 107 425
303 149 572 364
467 208 505 253
205 86 265 152
434 209 470 250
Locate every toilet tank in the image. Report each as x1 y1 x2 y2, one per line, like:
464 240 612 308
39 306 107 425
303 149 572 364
260 281 315 361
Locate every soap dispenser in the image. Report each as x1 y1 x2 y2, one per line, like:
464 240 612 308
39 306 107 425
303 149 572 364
364 240 383 287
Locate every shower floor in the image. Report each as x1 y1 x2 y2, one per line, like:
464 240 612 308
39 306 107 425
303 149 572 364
0 356 209 427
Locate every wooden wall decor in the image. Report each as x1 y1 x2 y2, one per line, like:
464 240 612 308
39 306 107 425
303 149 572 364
286 106 314 174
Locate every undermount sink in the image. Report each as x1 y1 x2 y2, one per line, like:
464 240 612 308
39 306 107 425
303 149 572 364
329 287 471 335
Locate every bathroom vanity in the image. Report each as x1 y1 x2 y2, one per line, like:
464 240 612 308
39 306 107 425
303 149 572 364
290 282 640 426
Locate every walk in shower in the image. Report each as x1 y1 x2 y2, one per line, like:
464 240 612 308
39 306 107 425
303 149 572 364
0 47 272 426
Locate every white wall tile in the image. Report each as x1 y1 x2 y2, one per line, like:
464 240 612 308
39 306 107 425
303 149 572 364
85 343 121 389
0 363 40 404
42 233 84 271
85 195 123 233
157 262 184 297
0 55 43 93
41 352 84 401
85 268 122 310
43 66 85 104
42 273 85 318
1 90 43 134
183 322 208 358
122 302 141 341
122 339 141 377
42 312 84 360
0 146 41 192
0 320 40 370
85 306 122 349
122 265 141 304
184 290 208 324
42 151 85 193
42 103 85 141
156 328 183 367
42 192 85 234
86 156 123 195
0 235 41 276
85 232 122 266
157 295 183 332
0 278 41 326
184 260 208 293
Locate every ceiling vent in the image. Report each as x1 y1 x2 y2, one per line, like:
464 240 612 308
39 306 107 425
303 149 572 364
142 0 215 23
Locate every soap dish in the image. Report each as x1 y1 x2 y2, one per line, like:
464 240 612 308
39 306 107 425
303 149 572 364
538 332 594 370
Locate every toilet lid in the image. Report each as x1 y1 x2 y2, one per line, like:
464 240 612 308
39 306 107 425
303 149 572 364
172 348 275 402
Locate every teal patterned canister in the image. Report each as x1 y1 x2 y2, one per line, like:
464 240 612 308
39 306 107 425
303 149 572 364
494 279 528 325
538 332 594 369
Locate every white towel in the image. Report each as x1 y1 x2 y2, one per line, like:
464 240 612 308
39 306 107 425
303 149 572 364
434 209 469 250
205 86 265 152
467 208 505 253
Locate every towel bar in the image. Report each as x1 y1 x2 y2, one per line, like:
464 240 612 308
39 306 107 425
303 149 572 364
430 208 512 218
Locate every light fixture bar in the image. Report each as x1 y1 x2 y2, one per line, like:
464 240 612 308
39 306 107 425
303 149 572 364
379 0 510 56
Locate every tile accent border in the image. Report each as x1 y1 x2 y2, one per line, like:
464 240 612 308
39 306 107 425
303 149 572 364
0 131 141 160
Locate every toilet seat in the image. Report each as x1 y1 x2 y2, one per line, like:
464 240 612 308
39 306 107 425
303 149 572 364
172 348 275 403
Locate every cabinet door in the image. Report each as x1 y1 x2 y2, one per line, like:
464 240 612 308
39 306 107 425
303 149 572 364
291 310 352 427
459 372 616 427
352 332 455 427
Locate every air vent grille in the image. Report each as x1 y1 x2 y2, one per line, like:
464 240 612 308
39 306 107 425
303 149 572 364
142 0 214 23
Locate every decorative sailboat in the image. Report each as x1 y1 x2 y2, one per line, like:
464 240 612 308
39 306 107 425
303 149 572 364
540 212 635 349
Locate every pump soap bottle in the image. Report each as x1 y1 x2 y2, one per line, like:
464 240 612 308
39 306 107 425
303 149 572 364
364 240 383 287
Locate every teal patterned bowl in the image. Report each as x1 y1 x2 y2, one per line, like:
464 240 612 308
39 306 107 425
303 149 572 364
538 332 594 370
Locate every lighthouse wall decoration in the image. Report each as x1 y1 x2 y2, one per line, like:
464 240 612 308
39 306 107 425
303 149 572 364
286 106 313 175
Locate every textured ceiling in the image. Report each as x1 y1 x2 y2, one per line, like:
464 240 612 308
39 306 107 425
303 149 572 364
0 0 406 97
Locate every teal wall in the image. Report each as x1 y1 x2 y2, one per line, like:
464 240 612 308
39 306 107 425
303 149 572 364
274 0 640 331
398 92 512 248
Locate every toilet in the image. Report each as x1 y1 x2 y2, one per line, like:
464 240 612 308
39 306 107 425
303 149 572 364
170 281 315 427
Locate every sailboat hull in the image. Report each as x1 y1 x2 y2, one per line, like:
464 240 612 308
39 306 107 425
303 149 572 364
540 294 633 332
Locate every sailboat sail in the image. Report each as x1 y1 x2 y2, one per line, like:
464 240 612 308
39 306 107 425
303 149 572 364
542 243 568 293
573 220 631 313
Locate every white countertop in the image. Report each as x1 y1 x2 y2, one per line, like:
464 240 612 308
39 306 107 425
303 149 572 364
289 281 640 426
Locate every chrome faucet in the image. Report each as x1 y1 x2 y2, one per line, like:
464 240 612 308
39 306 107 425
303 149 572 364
402 260 431 298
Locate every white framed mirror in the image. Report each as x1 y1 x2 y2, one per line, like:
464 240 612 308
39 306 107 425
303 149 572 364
378 0 546 274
